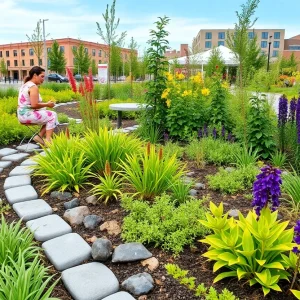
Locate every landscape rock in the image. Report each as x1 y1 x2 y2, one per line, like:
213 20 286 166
63 206 90 225
86 195 97 205
189 189 198 196
84 215 102 229
182 176 193 184
112 242 152 263
228 209 239 218
141 257 159 271
121 272 154 296
50 191 72 201
186 171 195 176
64 198 80 210
225 167 235 173
92 238 113 261
194 182 205 190
100 220 121 236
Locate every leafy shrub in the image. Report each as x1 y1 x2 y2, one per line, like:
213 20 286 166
68 119 85 136
0 113 38 145
97 98 137 119
120 144 186 200
170 179 193 205
186 138 240 166
233 146 259 168
270 151 287 169
32 133 92 193
162 141 184 159
41 82 70 92
121 194 209 254
207 166 258 194
39 88 80 103
134 122 162 144
0 252 58 300
0 97 17 114
200 202 294 296
166 264 238 299
282 171 300 212
81 127 142 173
57 113 69 123
0 216 39 267
0 87 18 98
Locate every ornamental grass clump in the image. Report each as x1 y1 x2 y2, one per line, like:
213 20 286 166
251 165 282 216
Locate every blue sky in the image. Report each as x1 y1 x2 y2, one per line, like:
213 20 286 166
1 0 299 55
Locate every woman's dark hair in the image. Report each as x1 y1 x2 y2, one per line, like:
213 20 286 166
24 66 45 83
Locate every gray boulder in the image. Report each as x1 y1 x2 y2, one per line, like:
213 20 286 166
64 198 79 210
63 206 90 225
50 191 72 201
121 273 154 296
112 243 152 263
84 215 102 229
92 238 112 261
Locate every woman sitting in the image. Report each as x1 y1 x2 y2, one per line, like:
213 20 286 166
17 66 58 144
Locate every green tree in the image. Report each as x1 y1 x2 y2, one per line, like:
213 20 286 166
72 42 91 75
26 21 45 66
205 48 225 77
0 58 7 76
110 42 122 81
96 0 126 99
137 49 149 80
91 59 98 75
128 37 139 78
48 40 66 74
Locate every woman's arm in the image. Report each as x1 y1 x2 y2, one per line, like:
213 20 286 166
29 86 55 109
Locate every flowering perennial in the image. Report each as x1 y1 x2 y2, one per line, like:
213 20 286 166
289 97 297 123
251 165 282 216
293 220 300 254
296 98 300 144
278 96 288 127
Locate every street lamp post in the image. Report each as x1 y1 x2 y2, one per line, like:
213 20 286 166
267 35 273 72
40 19 49 80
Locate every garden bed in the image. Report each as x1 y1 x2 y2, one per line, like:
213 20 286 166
0 144 297 300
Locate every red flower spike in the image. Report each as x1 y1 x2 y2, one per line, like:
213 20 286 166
79 82 85 96
89 68 94 92
84 76 91 92
66 68 77 93
105 160 111 175
146 142 151 156
158 147 163 160
65 127 70 139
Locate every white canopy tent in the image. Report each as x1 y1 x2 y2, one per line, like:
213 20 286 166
168 45 239 75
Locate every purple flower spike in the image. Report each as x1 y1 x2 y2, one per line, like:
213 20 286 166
221 125 225 138
293 220 300 254
163 132 169 142
212 128 217 139
278 96 288 127
296 98 300 144
198 128 203 139
251 165 282 217
227 132 232 142
204 124 208 137
289 98 297 123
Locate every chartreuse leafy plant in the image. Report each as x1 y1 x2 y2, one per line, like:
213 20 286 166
165 264 238 299
199 202 294 296
281 170 300 212
32 133 92 194
90 161 123 204
119 143 186 200
121 194 209 254
81 127 142 174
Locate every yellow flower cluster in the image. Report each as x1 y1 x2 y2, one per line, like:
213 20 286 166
166 99 171 108
165 72 174 82
175 72 185 80
190 72 202 84
161 88 170 99
221 81 229 89
201 88 210 96
182 90 192 97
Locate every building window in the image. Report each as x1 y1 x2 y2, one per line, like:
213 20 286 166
248 32 254 39
60 46 65 52
39 59 42 65
99 60 102 64
261 32 268 39
274 32 281 39
84 48 88 54
218 32 225 39
92 49 96 56
21 49 25 56
14 60 18 66
47 59 50 66
47 47 51 53
289 45 300 50
6 51 9 57
29 49 34 56
205 41 212 48
22 60 25 66
13 50 17 57
98 50 102 57
272 50 279 57
7 60 10 67
0 51 2 57
30 59 34 66
205 32 212 39
273 41 280 48
261 41 267 48
218 41 225 46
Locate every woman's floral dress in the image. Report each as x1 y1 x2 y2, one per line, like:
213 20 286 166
17 81 58 130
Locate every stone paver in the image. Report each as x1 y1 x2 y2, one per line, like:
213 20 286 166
16 143 40 152
4 175 31 190
13 199 52 221
9 165 34 176
5 185 38 204
20 159 38 166
1 153 29 162
102 292 135 300
42 233 91 271
0 161 12 168
26 214 72 242
0 148 18 157
62 262 119 300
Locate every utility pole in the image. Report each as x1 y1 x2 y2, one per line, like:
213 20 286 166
41 19 49 80
267 35 272 72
